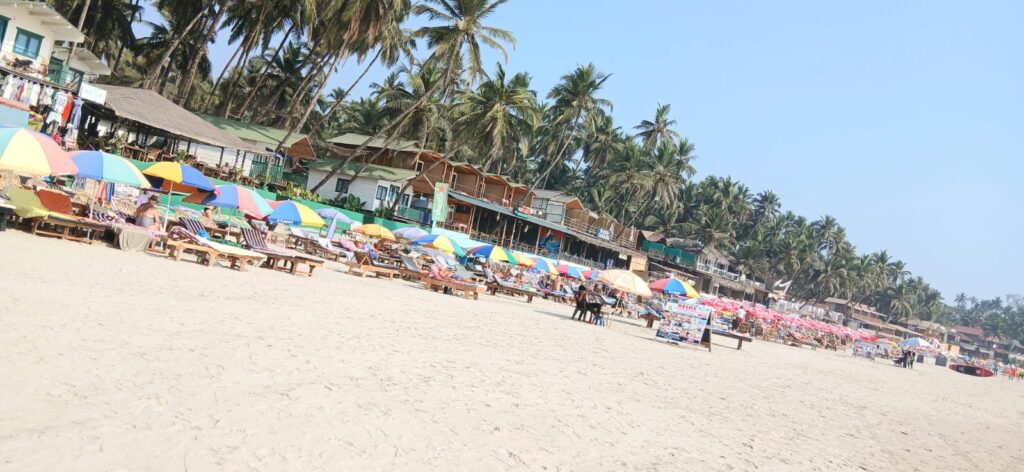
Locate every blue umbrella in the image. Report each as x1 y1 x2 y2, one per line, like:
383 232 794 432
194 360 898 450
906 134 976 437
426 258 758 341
316 208 355 224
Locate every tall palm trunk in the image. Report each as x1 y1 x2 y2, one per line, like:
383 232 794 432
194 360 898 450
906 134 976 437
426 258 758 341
112 0 140 77
236 22 297 116
219 8 274 117
387 145 461 215
142 11 205 90
309 60 454 193
515 111 581 206
264 51 345 180
177 1 225 107
204 38 245 110
309 48 382 132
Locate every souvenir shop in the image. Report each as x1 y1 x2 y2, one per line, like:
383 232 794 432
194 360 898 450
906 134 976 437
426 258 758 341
0 69 82 147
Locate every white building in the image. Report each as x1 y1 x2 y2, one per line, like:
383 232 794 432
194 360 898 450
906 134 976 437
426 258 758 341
0 1 109 86
306 160 416 211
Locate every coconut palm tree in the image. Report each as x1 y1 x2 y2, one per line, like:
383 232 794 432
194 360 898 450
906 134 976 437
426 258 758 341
634 103 680 152
451 63 539 172
310 0 515 193
524 64 612 196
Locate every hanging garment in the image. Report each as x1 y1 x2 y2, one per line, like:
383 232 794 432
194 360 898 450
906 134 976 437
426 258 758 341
61 94 74 122
68 98 83 128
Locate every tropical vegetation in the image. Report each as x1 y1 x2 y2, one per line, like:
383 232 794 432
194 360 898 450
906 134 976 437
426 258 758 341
55 0 1020 335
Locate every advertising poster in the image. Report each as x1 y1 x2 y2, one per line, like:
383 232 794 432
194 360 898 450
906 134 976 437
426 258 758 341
537 227 562 254
655 302 714 347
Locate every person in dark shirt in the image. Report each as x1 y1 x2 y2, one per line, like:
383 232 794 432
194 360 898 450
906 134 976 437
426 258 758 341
572 286 589 321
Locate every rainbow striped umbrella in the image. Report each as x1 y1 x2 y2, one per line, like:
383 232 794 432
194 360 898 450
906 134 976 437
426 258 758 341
412 234 464 255
531 258 559 275
354 223 396 241
185 184 273 218
0 127 77 176
582 269 601 280
267 200 326 227
560 265 585 280
513 251 535 267
142 161 214 193
468 244 518 264
71 150 150 187
649 276 699 298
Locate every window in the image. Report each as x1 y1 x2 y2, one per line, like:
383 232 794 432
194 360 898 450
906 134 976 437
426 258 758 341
375 185 388 201
14 29 43 59
334 178 351 194
400 193 410 207
414 161 424 173
449 173 458 187
388 185 399 203
0 17 9 44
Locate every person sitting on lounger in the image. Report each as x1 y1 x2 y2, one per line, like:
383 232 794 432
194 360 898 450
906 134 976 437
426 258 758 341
134 195 162 232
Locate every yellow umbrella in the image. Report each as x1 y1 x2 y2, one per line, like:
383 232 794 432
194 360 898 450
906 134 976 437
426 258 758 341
355 223 396 241
597 269 653 297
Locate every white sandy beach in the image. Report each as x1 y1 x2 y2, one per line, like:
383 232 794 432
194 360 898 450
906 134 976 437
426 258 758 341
0 232 1021 471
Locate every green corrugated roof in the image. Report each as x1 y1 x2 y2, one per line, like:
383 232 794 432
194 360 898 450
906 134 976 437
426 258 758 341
195 113 308 148
307 160 417 182
326 133 421 152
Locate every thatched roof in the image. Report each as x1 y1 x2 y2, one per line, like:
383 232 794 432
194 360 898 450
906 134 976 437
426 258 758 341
93 85 262 153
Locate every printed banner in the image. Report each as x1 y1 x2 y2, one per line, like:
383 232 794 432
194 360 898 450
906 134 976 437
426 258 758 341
431 182 449 224
655 301 714 347
538 227 562 254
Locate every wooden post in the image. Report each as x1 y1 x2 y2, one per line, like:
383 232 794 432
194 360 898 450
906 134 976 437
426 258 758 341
217 147 225 166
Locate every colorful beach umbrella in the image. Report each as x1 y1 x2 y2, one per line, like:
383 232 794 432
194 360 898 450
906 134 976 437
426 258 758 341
394 226 429 241
267 200 326 227
560 265 585 280
354 223 396 241
142 161 214 193
512 251 535 267
582 269 601 280
411 234 464 255
531 258 559 275
185 184 274 218
70 150 150 187
598 269 653 297
316 208 355 224
0 127 77 176
899 338 936 350
467 244 518 264
650 276 699 298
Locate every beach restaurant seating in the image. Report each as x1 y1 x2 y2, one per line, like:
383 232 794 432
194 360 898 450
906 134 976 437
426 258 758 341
165 226 266 271
240 227 324 277
345 251 397 279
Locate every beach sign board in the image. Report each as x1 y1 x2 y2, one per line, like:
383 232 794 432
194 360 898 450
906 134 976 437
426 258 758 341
431 182 449 226
655 301 714 348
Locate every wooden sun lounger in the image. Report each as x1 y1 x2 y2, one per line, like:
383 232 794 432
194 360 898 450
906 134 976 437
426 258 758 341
398 255 428 281
29 214 109 243
485 280 536 303
422 277 484 300
711 329 755 350
240 227 324 277
345 251 396 279
164 227 265 271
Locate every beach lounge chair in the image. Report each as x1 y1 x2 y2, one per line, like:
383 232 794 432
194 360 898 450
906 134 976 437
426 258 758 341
309 237 352 262
785 330 820 350
421 264 484 300
345 251 397 279
240 227 324 277
9 188 110 244
165 227 266 271
399 255 429 281
485 277 537 303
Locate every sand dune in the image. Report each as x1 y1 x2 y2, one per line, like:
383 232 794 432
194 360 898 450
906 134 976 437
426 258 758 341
1 231 1021 471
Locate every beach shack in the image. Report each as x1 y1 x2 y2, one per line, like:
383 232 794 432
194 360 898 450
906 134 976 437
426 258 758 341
195 113 316 188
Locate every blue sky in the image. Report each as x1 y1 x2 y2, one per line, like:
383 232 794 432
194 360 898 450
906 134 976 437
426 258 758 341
183 0 1022 299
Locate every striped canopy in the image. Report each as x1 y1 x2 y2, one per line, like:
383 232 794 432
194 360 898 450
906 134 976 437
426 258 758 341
268 200 326 227
467 244 518 264
650 276 699 298
412 234 464 255
143 161 215 192
531 259 559 275
71 150 150 187
186 184 274 218
0 127 77 176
